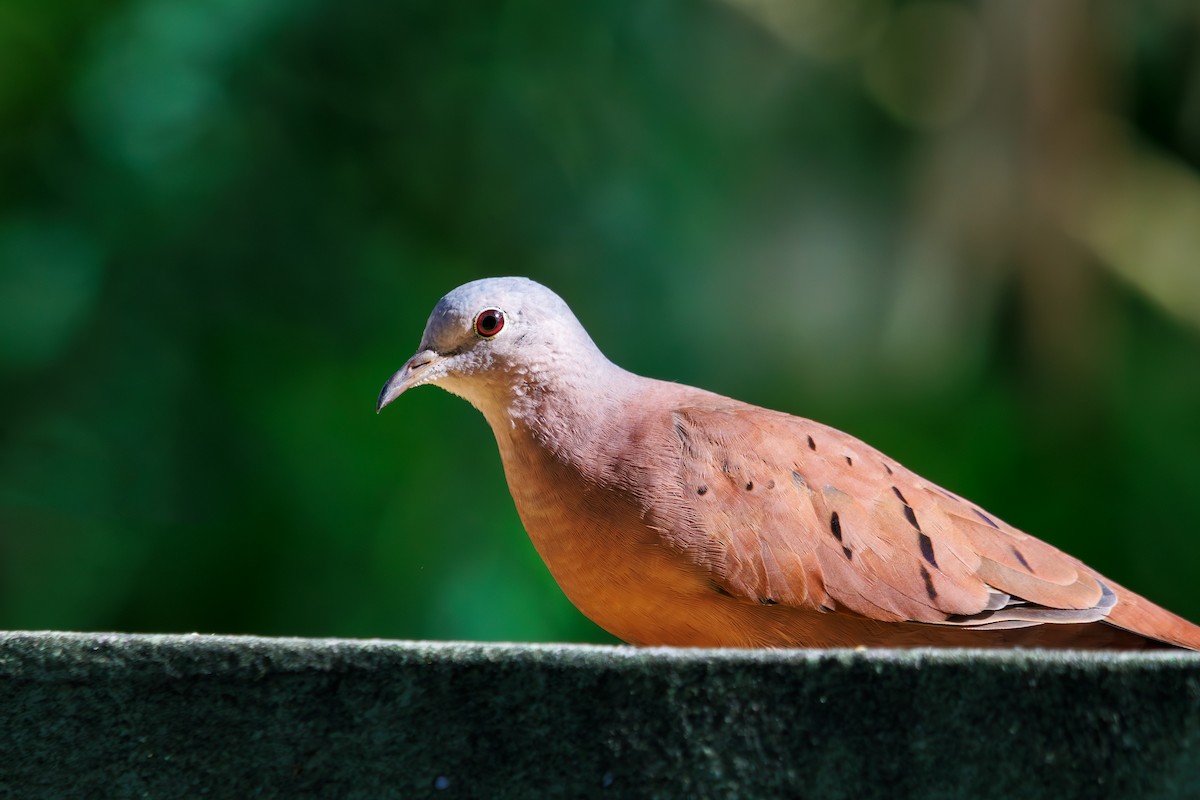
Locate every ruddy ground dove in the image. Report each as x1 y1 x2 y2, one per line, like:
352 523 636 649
378 277 1200 649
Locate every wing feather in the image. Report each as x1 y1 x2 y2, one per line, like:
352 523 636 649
646 401 1116 632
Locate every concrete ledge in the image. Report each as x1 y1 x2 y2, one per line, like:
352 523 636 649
2 633 1199 798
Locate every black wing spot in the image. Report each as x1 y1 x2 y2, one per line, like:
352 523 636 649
903 505 920 531
709 580 734 598
758 597 778 606
807 435 816 450
829 511 843 542
1012 547 1033 572
845 456 853 466
918 533 938 569
892 485 922 531
919 565 939 601
745 481 754 491
973 508 1000 529
843 546 853 561
883 463 894 475
697 485 708 496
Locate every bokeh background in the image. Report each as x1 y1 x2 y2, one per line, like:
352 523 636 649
2 0 1198 643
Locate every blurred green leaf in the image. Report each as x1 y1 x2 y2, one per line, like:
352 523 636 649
1 0 1198 641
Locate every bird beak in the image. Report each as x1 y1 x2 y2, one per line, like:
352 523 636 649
376 349 441 413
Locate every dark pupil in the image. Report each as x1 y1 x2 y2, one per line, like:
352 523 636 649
480 313 498 333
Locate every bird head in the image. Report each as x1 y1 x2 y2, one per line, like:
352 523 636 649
376 276 604 414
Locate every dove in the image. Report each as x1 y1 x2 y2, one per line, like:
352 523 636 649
377 277 1200 649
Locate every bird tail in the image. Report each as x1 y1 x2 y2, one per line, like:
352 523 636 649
1101 576 1200 650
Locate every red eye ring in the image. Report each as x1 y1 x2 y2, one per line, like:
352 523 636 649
473 308 505 338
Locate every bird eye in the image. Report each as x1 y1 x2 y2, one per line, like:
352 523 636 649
473 308 505 338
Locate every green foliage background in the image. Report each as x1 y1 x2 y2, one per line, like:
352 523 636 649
2 0 1198 642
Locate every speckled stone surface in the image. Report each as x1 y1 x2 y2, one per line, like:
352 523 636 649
1 632 1199 798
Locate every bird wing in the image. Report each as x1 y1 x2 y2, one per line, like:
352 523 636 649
640 400 1116 630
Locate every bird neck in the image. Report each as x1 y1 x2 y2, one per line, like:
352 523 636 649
473 353 643 465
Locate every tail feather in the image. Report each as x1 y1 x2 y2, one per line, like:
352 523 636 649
1102 577 1200 650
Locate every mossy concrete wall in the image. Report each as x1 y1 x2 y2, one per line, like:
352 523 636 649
1 632 1198 798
